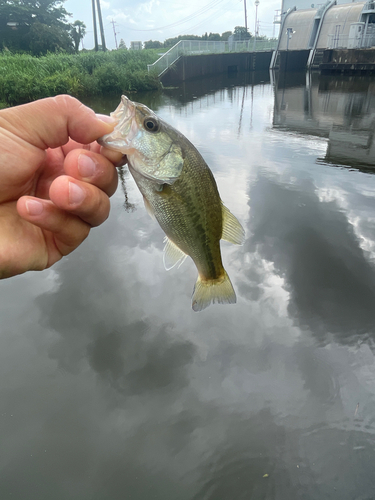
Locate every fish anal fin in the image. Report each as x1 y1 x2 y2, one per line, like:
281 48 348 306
221 204 245 245
163 237 187 270
192 270 236 312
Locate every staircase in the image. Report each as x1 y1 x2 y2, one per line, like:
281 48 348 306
309 49 325 69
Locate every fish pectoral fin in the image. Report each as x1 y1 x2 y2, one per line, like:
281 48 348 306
221 204 245 245
192 271 236 312
163 237 188 270
143 196 156 220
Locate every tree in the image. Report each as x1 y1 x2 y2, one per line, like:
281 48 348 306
118 38 127 50
0 0 85 54
27 21 74 55
221 31 232 41
0 0 70 30
144 39 163 49
207 32 221 41
70 20 86 52
233 26 252 41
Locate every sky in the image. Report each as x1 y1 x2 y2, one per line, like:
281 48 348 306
63 0 282 50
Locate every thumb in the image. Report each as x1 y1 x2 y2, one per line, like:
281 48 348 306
0 95 116 150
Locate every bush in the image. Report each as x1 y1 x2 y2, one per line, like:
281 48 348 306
0 49 162 106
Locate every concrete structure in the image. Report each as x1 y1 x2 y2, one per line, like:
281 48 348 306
271 0 375 70
160 51 273 85
281 0 366 17
317 2 369 48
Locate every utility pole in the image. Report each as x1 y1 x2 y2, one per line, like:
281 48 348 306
111 18 118 49
95 0 107 50
92 0 98 51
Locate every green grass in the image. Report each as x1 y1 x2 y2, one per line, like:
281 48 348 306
0 49 162 106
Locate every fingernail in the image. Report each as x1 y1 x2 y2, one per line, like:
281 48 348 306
96 113 117 124
69 182 85 205
26 199 43 215
78 154 96 178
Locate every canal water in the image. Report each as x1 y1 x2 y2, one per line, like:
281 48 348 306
1 71 375 499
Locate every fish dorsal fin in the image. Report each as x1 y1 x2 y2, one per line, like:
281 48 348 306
221 204 245 245
163 237 188 270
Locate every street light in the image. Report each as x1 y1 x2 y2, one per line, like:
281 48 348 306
286 27 294 51
244 0 248 31
255 0 259 37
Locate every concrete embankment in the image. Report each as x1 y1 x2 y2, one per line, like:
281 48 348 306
320 48 375 74
160 52 273 85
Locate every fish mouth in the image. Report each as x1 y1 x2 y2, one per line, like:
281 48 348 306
97 95 137 152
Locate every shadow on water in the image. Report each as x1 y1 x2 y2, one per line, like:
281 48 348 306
163 70 270 106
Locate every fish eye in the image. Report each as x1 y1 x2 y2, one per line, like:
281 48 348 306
144 117 159 133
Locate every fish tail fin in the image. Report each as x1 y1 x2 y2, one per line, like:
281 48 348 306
192 270 236 312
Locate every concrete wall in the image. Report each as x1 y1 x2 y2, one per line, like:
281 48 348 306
277 2 367 52
279 50 310 70
323 47 375 63
282 0 365 16
160 52 273 85
278 9 318 50
316 2 365 48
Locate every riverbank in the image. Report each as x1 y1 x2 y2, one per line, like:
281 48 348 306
0 49 161 108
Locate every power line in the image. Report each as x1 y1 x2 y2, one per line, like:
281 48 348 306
115 0 228 32
169 0 236 36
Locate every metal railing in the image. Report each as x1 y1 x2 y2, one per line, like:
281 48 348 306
147 39 278 76
327 33 375 49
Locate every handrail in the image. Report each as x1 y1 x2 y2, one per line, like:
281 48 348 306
147 39 278 76
306 0 336 68
269 7 296 69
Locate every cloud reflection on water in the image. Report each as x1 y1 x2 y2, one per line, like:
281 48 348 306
1 72 375 499
244 174 375 344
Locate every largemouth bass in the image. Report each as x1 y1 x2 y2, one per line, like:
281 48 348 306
99 96 244 311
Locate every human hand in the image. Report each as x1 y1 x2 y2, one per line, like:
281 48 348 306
0 95 122 279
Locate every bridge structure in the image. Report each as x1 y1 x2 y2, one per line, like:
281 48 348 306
147 39 278 77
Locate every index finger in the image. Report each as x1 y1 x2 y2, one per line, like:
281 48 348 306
0 95 116 150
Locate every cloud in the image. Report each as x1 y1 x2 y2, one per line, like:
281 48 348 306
108 9 136 24
138 0 160 15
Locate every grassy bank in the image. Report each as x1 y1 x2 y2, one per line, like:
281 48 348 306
0 49 161 107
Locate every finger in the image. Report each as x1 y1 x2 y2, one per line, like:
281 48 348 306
49 175 111 227
0 95 117 150
16 197 91 262
63 149 118 197
61 138 102 156
100 146 124 165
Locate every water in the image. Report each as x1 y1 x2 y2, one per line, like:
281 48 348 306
1 71 375 499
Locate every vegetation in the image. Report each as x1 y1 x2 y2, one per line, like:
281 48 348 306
144 27 259 50
0 0 85 55
0 49 161 107
0 8 276 108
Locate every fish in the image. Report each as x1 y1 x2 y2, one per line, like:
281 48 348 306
98 95 245 312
